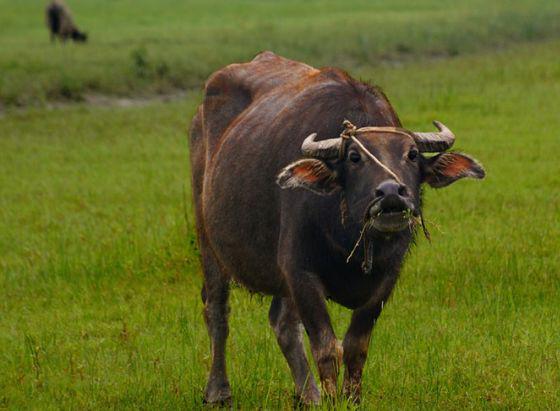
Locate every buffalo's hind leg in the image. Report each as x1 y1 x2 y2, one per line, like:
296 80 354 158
268 296 320 405
200 249 231 404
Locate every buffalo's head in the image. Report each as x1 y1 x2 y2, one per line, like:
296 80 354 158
72 30 88 42
277 121 485 234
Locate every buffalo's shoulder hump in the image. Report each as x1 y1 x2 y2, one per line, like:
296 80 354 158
200 51 317 151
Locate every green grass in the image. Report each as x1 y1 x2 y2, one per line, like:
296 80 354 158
2 0 560 106
1 39 559 408
1 1 560 408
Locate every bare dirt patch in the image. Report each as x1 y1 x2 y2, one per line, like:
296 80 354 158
0 90 189 118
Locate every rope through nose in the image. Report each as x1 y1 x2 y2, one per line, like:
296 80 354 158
341 120 404 186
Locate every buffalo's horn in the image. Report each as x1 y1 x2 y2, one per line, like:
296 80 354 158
412 121 455 152
301 133 343 159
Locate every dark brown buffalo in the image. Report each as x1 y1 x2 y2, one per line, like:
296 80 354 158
46 1 87 43
189 51 484 405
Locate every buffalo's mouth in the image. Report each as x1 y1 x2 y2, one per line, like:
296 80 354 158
367 197 415 233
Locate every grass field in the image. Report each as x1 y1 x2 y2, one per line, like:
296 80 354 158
1 1 560 409
2 0 560 107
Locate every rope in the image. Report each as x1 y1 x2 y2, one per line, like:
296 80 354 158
340 120 405 185
346 220 370 263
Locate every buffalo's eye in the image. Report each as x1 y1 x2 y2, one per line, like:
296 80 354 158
349 151 361 163
408 149 419 161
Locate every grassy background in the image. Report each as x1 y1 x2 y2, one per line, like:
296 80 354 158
2 0 560 106
1 1 559 409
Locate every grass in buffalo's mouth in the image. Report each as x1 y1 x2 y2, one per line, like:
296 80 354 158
376 210 412 217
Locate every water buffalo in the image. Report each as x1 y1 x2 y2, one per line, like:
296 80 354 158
189 51 485 405
46 1 87 43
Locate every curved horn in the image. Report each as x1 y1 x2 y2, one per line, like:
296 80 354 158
412 121 455 153
301 133 343 159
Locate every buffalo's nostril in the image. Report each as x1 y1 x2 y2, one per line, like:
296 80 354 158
375 179 406 199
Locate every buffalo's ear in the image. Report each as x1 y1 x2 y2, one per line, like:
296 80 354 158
277 159 339 195
423 152 485 188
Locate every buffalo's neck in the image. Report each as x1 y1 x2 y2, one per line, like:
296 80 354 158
313 220 411 309
324 217 413 277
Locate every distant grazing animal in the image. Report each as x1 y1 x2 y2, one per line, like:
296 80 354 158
189 51 485 405
45 1 87 43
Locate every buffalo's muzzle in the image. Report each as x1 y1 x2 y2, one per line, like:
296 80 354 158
368 179 414 232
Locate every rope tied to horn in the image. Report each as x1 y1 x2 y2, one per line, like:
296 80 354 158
340 120 404 186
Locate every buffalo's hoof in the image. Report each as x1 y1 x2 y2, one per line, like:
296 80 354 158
342 381 361 404
294 385 321 407
318 339 343 398
321 377 338 398
203 382 231 406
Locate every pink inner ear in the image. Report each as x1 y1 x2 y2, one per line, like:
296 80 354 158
293 165 322 183
442 154 472 177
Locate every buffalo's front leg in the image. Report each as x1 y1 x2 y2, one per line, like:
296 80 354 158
342 275 397 402
269 296 320 405
284 270 342 398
